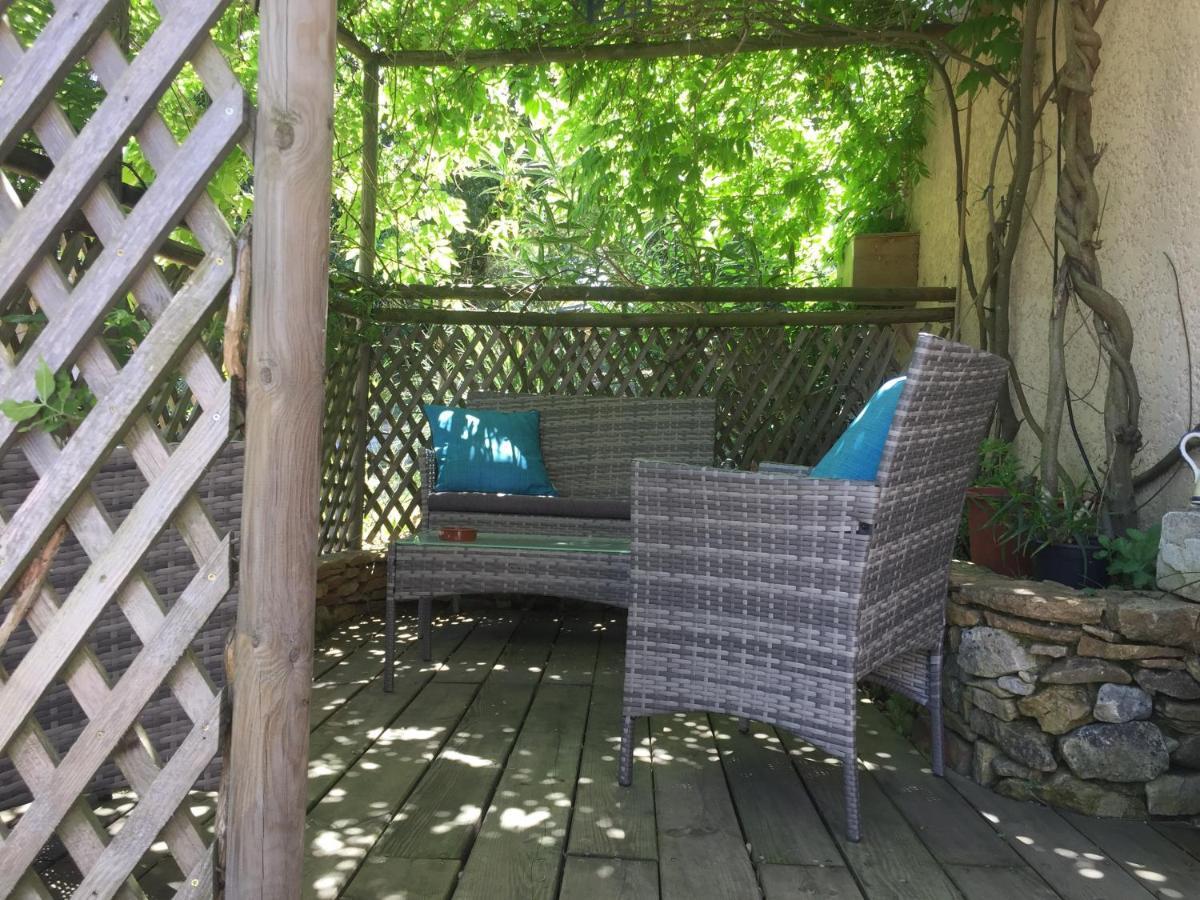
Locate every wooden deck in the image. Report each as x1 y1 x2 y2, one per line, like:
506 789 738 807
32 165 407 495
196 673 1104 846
139 600 1200 899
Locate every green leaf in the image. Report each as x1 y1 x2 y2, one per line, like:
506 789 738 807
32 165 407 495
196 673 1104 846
0 399 42 422
34 359 54 403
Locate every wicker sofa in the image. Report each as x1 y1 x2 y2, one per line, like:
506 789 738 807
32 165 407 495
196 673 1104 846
420 393 717 537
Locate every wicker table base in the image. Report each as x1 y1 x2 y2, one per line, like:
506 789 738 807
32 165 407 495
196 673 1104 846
385 532 632 690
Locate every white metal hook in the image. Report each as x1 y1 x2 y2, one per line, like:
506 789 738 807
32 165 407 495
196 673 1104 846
1180 432 1200 507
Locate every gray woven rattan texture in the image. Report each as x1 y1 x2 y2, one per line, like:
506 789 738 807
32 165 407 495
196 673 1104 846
420 394 717 537
0 441 243 811
620 334 1007 839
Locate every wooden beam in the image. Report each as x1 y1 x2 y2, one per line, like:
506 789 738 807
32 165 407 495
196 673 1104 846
343 283 956 305
332 302 956 329
224 0 336 896
337 21 374 60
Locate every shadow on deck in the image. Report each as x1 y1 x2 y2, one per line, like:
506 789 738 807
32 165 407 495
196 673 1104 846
146 601 1200 899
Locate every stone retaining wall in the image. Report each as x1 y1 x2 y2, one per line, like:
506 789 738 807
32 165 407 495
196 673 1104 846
314 549 385 640
944 562 1200 818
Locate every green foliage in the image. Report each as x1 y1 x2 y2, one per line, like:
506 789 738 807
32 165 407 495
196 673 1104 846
0 358 92 434
989 474 1101 553
973 438 1023 489
1097 526 1162 590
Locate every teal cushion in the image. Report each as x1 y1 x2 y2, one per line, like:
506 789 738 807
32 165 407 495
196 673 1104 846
425 404 557 496
810 376 906 481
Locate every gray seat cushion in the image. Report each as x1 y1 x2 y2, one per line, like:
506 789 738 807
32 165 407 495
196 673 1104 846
428 491 630 520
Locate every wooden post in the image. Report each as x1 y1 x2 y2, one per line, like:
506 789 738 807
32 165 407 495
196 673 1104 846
359 59 379 280
224 0 335 896
349 339 371 548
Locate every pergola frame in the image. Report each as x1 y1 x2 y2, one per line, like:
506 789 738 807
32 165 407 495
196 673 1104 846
237 4 972 895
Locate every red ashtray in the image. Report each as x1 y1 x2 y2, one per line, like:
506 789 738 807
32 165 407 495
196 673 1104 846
439 526 478 542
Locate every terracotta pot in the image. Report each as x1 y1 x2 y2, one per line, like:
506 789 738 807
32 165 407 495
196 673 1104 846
964 486 1033 578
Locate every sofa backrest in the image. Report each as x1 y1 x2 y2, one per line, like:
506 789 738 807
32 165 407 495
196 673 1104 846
469 393 716 499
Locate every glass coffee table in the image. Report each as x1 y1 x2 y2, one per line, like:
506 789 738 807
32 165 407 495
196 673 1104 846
384 531 631 690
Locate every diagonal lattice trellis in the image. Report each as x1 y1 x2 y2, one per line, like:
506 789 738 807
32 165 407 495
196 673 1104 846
0 0 248 895
322 310 950 548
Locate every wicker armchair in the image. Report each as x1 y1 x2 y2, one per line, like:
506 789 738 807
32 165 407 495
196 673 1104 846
618 334 1008 842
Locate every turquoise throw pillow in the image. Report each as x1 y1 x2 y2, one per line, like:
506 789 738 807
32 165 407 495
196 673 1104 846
425 404 557 496
810 376 907 481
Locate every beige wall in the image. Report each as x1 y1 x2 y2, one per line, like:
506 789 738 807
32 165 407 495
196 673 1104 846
910 1 1200 525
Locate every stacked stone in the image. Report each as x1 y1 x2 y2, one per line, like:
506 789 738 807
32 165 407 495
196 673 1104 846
314 549 386 639
944 561 1200 819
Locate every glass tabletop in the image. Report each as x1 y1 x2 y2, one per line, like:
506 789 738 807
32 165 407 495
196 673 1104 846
395 531 630 554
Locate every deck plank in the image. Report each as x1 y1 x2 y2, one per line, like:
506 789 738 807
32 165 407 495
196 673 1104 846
758 863 866 899
710 716 843 867
781 730 961 900
567 628 658 862
854 701 1024 869
433 612 522 683
340 858 459 900
303 682 479 899
541 611 602 686
371 679 538 861
942 864 1060 900
559 856 660 900
487 611 561 685
1152 821 1200 863
306 618 475 806
651 712 761 900
1063 811 1200 900
949 773 1156 900
454 683 592 899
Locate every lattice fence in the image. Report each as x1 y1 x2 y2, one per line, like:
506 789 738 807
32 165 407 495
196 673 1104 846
0 0 248 895
322 306 953 547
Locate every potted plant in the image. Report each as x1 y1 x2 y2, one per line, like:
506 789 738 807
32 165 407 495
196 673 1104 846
964 439 1033 577
991 474 1108 589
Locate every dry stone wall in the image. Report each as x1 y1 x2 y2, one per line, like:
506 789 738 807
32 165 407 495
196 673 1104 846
315 549 385 640
944 562 1200 818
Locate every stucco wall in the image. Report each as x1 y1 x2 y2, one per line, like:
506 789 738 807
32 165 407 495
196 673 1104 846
909 2 1200 524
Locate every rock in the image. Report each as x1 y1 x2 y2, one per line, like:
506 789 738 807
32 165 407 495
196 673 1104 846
969 709 1057 772
994 778 1041 803
1111 592 1200 648
1158 698 1200 722
1029 643 1068 658
948 626 961 652
953 572 1106 624
1077 634 1186 661
948 602 982 627
1042 657 1131 685
968 687 1020 722
1094 684 1152 723
998 675 1036 697
1158 511 1200 603
1171 734 1200 770
1039 772 1148 818
1018 669 1039 683
1018 685 1093 735
984 611 1085 644
972 740 1001 787
944 707 977 743
958 627 1038 678
964 676 1017 698
1060 722 1170 782
993 756 1032 779
1189 656 1200 682
1147 771 1200 816
1135 669 1200 700
944 729 974 776
1083 624 1121 642
1137 658 1188 669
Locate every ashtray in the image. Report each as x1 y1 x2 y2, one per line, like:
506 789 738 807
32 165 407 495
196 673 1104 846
439 526 478 542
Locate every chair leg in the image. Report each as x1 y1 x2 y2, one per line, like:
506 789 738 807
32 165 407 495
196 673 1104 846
618 716 635 787
418 596 433 662
737 717 750 734
928 650 945 777
843 750 862 842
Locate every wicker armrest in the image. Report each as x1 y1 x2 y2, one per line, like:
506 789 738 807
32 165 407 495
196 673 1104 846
757 462 812 477
631 459 879 532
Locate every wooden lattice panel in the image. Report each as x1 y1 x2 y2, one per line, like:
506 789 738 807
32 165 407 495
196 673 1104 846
347 314 950 545
0 0 249 895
